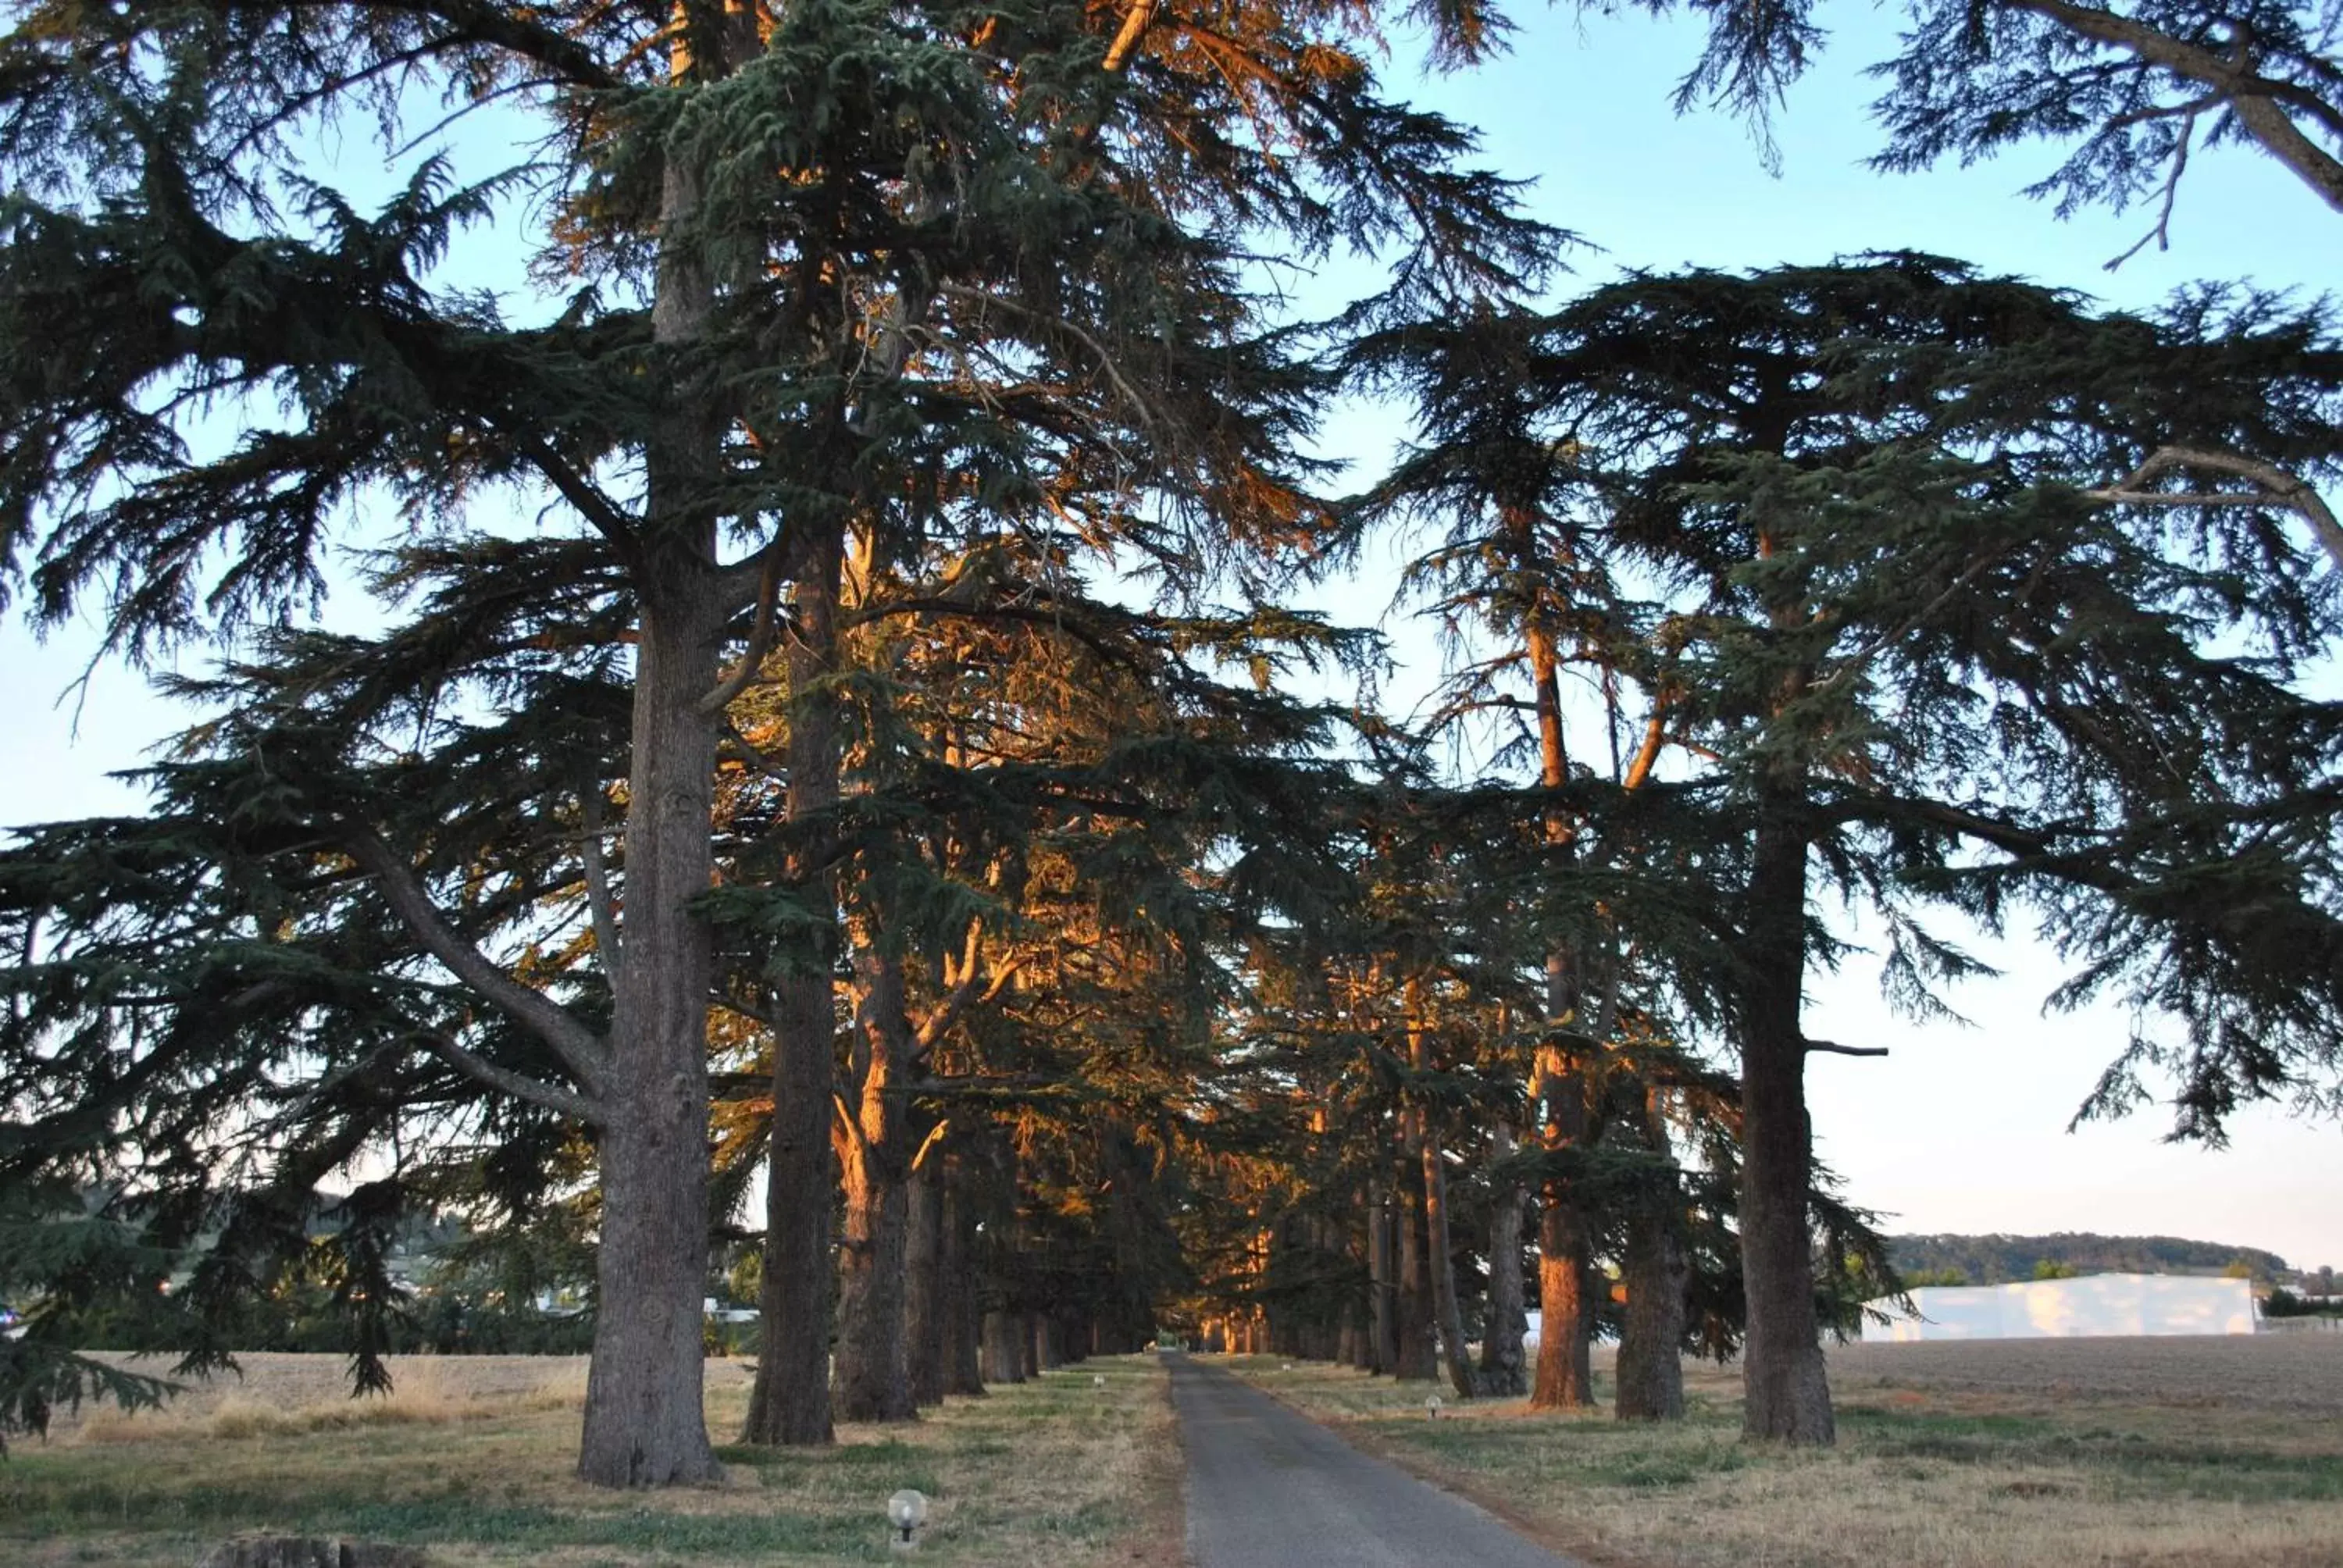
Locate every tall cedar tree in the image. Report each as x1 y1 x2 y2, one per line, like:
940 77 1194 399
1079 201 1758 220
1353 254 2343 1441
0 0 1546 1479
712 524 1376 1430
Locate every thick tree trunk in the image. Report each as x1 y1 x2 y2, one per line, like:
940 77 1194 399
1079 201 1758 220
1728 526 1836 1444
1739 787 1832 1442
743 547 844 1448
1366 1179 1396 1374
943 1164 986 1396
1615 1208 1689 1421
905 1159 948 1406
1425 1138 1477 1398
1407 988 1477 1398
1530 1039 1594 1409
981 1312 1025 1384
578 579 724 1488
1524 617 1594 1412
1393 1139 1439 1380
833 932 917 1423
1018 1313 1041 1379
1478 1124 1528 1397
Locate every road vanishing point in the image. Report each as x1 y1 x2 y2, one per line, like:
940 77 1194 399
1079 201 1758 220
1168 1353 1587 1568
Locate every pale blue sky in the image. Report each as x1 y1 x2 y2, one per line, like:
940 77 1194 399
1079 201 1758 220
3 3 2337 1269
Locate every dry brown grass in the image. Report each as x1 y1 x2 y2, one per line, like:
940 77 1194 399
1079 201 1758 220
5 1352 1181 1568
1225 1337 2343 1568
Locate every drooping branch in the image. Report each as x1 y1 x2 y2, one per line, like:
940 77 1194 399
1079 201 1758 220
347 833 611 1089
2104 105 2195 269
414 1027 605 1124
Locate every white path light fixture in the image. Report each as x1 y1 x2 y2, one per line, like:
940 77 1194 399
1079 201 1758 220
1424 1395 1443 1420
886 1488 928 1552
1093 1374 1106 1387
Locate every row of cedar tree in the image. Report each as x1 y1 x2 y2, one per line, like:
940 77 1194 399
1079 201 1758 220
3 0 2343 1489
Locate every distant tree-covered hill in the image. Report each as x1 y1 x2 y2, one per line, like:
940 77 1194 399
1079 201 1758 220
1888 1233 2291 1286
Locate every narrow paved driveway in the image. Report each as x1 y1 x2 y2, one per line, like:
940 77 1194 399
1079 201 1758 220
1168 1354 1585 1568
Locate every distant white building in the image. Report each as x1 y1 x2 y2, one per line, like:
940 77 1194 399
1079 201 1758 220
1860 1272 2255 1342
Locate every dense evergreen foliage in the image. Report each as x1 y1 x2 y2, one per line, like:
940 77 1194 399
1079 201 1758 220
1 0 2337 1479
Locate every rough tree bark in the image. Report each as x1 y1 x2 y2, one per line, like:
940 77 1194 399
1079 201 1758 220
743 544 844 1448
1737 779 1833 1442
576 89 740 1477
1477 1124 1528 1397
1366 1178 1396 1374
577 579 727 1486
1524 614 1596 1412
1393 1128 1439 1380
905 1158 949 1406
981 1312 1025 1384
1407 985 1478 1398
1530 1034 1596 1410
833 926 917 1422
1614 1204 1689 1421
943 1160 987 1396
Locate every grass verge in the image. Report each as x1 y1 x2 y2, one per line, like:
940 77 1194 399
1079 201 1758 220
1221 1339 2343 1568
5 1352 1180 1568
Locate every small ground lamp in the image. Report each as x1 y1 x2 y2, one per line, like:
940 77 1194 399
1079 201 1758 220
1424 1395 1443 1420
1093 1374 1106 1387
886 1488 929 1552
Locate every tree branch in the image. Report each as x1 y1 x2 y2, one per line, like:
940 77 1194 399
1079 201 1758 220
414 1028 604 1124
2105 106 2195 269
1103 0 1157 73
936 283 1164 433
347 833 610 1089
1803 1039 1891 1058
2011 0 2343 215
2084 444 2343 572
266 0 626 90
696 547 783 714
509 433 644 572
580 784 625 992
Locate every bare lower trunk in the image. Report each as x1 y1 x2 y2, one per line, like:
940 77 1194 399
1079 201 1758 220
1739 786 1832 1443
743 547 844 1449
578 581 723 1488
943 1166 986 1396
1425 1141 1476 1399
1393 1138 1438 1380
905 1161 948 1406
981 1312 1025 1384
1409 992 1476 1399
1530 1040 1593 1409
1366 1180 1396 1374
833 934 915 1424
1615 1209 1688 1421
1478 1126 1528 1397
